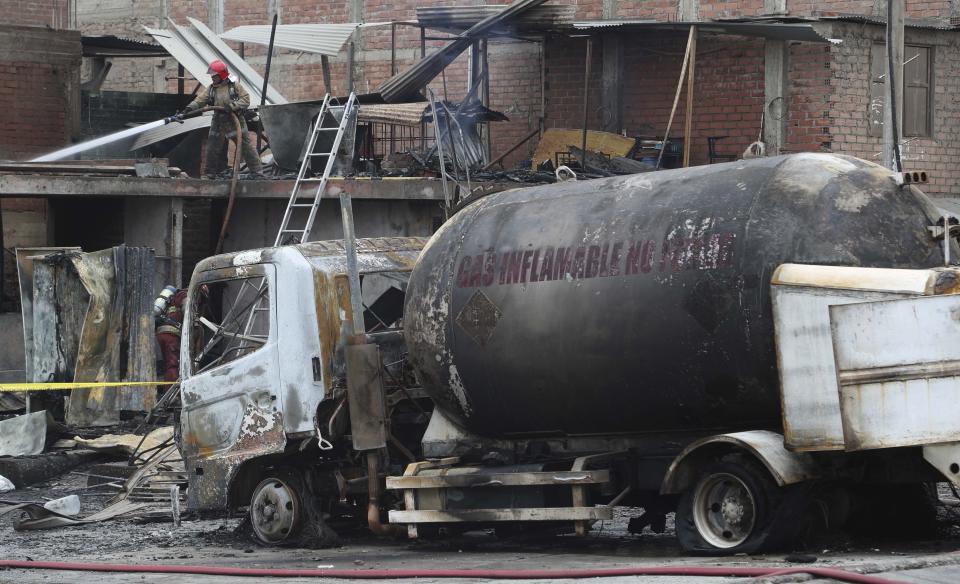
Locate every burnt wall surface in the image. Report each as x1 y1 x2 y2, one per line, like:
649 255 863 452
79 90 190 158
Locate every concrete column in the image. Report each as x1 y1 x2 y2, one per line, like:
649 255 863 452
678 0 699 21
268 0 281 21
883 0 904 170
764 0 786 14
207 0 224 34
602 0 619 19
764 40 788 155
601 34 624 134
124 198 184 291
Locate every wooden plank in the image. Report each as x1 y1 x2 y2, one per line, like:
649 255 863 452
386 470 610 490
389 506 612 523
531 129 634 167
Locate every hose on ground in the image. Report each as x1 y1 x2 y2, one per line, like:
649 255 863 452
0 559 912 583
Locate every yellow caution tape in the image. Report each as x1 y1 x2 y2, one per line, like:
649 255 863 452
0 381 174 392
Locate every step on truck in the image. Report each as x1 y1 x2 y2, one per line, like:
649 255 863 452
176 153 960 553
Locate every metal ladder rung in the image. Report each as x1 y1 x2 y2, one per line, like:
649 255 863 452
289 203 316 208
307 152 332 157
316 127 339 131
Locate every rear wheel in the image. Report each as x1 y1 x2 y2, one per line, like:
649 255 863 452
676 455 803 554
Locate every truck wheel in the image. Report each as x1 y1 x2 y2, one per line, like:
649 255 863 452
250 472 305 545
249 469 340 548
676 455 794 555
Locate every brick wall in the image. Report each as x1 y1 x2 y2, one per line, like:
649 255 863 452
0 26 81 160
825 22 960 197
787 42 833 155
0 0 71 29
543 32 765 167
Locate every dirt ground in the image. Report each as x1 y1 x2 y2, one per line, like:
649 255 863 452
3 466 960 583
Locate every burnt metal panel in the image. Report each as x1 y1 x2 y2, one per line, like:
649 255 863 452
346 343 387 451
769 264 956 451
830 294 960 450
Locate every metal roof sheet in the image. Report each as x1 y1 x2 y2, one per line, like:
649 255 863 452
130 113 212 151
220 23 367 56
571 20 840 43
81 35 168 57
144 17 287 106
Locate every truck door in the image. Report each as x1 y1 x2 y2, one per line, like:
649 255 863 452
180 264 284 507
829 294 960 451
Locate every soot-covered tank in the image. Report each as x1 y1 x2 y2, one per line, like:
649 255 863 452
404 154 948 439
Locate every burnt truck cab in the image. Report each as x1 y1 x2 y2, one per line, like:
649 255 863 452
177 237 426 515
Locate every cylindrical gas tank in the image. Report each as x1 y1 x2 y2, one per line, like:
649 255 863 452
404 154 947 439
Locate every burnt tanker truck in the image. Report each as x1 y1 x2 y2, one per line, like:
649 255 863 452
177 153 960 554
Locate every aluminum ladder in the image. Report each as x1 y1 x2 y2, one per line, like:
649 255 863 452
274 91 358 246
219 93 357 355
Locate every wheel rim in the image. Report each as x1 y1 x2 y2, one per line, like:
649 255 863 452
691 472 757 549
250 478 300 544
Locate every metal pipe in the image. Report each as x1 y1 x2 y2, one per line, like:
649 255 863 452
580 37 592 173
339 191 365 336
257 13 279 152
366 451 405 536
482 127 539 170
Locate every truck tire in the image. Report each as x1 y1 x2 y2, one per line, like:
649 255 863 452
675 455 799 555
249 469 339 548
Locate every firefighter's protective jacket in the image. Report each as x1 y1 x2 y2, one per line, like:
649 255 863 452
185 79 251 112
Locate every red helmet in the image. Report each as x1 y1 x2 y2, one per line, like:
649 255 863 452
207 59 229 81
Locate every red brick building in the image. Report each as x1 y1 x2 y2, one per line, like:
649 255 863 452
14 0 960 197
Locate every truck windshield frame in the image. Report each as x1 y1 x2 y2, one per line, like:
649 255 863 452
188 265 274 376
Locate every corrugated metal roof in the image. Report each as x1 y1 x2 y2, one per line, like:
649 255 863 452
571 20 840 43
417 5 574 33
358 103 428 126
82 35 168 57
144 17 287 106
220 23 371 56
820 14 957 31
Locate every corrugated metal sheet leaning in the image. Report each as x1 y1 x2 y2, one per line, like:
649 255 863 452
220 23 390 56
379 0 548 103
137 17 289 150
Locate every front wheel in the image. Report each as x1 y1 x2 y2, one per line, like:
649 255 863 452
249 469 339 548
676 455 803 554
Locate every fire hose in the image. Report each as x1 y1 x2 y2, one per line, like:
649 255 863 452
165 106 243 254
0 559 914 582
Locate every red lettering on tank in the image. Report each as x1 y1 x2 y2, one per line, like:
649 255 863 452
718 232 736 268
555 247 573 280
520 250 534 283
539 247 555 281
625 241 642 275
671 238 688 271
457 256 472 288
598 243 610 277
585 245 601 278
468 253 484 287
659 239 670 272
641 240 656 273
529 249 541 283
572 246 587 279
608 242 623 277
482 252 496 286
505 251 524 284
